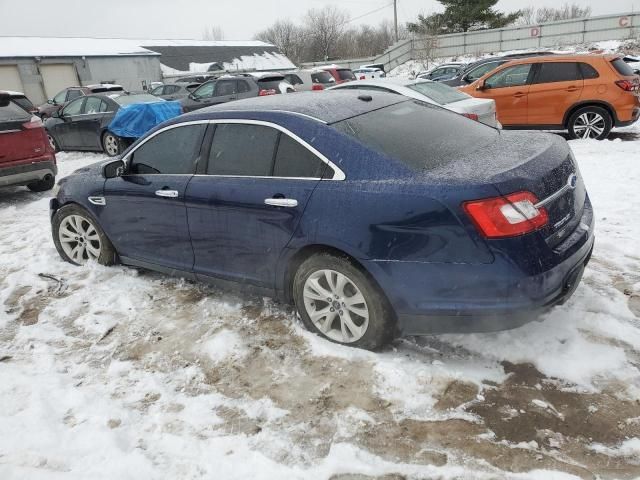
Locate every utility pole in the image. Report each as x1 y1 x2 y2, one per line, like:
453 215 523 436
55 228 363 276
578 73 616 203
394 0 399 42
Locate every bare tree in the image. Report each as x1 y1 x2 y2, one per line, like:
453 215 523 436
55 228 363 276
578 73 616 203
305 6 350 61
255 20 307 63
516 3 591 25
202 25 225 41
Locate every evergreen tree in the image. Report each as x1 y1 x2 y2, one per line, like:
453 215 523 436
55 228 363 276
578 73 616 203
408 0 522 34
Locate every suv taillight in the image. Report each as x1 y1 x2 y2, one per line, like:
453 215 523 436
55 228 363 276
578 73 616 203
463 191 548 238
259 88 277 96
312 84 324 91
22 115 43 129
615 80 639 92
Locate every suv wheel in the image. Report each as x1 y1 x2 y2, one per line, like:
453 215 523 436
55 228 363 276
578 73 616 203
27 175 55 192
52 204 117 266
47 132 58 152
102 132 122 157
568 106 612 140
293 253 395 350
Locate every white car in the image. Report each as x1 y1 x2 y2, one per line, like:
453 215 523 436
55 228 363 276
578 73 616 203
352 67 386 80
283 69 336 92
327 78 500 128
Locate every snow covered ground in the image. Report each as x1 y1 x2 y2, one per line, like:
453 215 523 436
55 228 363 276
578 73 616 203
1 125 639 479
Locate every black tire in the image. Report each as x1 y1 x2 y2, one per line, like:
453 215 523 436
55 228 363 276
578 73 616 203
567 106 612 140
102 131 123 157
27 176 55 192
293 253 395 350
52 204 118 266
46 132 59 152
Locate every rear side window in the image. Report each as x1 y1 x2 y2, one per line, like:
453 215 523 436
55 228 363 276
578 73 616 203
333 101 498 172
208 124 279 176
533 62 581 84
337 69 356 81
164 85 180 94
273 135 326 178
258 77 285 92
611 58 636 76
129 124 206 175
12 96 34 112
407 82 469 105
0 101 30 121
311 71 335 84
237 80 251 93
579 63 600 80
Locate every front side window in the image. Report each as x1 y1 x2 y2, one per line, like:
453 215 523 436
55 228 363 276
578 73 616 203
214 80 237 97
485 64 532 89
129 124 206 175
150 86 164 95
534 62 581 84
466 61 503 82
193 82 215 99
62 98 85 116
208 124 278 176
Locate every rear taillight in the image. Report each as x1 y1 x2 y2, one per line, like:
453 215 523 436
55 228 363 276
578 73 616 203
462 113 479 121
615 80 638 91
22 115 43 129
312 84 324 91
463 191 548 238
359 75 366 80
259 88 277 96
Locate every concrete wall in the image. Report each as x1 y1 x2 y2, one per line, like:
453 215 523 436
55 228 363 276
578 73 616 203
301 11 640 73
0 56 162 105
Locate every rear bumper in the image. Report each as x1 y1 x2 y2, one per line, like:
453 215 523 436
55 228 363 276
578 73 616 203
615 106 640 127
0 157 57 188
366 201 595 335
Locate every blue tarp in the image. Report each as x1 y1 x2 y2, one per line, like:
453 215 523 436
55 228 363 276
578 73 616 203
108 101 182 139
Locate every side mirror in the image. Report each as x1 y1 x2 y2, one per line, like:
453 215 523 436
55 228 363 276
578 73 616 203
476 80 487 91
48 99 55 105
103 159 125 179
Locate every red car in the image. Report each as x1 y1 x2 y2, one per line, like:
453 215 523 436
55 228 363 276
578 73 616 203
0 92 57 191
321 66 357 84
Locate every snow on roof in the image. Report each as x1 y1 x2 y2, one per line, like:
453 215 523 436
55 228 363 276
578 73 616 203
0 36 277 58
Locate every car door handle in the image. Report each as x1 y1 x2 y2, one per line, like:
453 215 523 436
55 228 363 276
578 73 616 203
513 92 526 98
264 198 298 208
155 189 179 198
566 86 579 92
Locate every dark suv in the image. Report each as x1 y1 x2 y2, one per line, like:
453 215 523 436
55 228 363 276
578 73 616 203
179 73 293 113
38 84 124 119
442 52 555 87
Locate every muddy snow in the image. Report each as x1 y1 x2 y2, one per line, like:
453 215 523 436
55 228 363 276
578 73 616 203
1 128 639 479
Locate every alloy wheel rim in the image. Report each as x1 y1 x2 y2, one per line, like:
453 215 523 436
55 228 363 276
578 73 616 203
303 269 369 343
58 214 101 264
104 135 118 155
574 112 605 139
47 134 56 150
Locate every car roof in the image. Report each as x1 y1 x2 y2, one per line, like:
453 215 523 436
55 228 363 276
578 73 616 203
1 90 26 96
184 90 408 124
497 53 619 67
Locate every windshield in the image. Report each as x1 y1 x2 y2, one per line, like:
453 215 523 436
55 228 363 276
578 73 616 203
332 100 497 172
311 71 335 84
407 82 470 105
114 94 162 105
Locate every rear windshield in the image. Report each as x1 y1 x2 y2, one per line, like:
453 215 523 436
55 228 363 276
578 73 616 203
258 77 285 91
92 86 124 93
12 96 35 111
0 101 31 122
311 71 335 84
337 69 356 81
611 58 636 76
114 94 161 105
407 82 469 105
332 100 497 172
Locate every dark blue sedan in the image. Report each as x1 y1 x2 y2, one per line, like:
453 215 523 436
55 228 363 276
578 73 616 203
50 91 595 350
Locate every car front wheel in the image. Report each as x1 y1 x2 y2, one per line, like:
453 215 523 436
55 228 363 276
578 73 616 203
52 204 117 266
568 106 612 140
102 132 122 157
293 253 395 350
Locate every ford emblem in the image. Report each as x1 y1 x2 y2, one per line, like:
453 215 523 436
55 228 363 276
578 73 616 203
567 173 578 189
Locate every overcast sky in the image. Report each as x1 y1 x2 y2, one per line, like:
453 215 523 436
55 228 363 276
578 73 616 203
0 0 637 40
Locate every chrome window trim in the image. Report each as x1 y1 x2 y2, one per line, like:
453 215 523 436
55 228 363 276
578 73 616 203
123 118 345 181
534 174 578 209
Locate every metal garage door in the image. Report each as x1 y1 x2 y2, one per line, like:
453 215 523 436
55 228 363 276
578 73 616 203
39 64 79 99
0 65 24 92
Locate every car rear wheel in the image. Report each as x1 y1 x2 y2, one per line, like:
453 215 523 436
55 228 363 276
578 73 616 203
27 175 55 192
102 132 122 157
52 204 117 266
293 253 394 350
568 106 612 140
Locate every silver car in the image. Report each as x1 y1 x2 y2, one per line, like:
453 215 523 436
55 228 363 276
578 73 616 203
328 78 500 128
283 69 336 92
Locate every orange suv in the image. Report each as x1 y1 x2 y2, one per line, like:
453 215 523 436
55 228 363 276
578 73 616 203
460 54 640 139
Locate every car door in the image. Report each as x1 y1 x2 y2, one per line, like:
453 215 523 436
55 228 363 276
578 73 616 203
235 80 255 99
75 96 110 149
101 123 207 272
209 80 238 105
162 85 182 100
182 82 215 112
185 122 328 287
54 97 86 149
475 63 534 126
527 62 584 126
